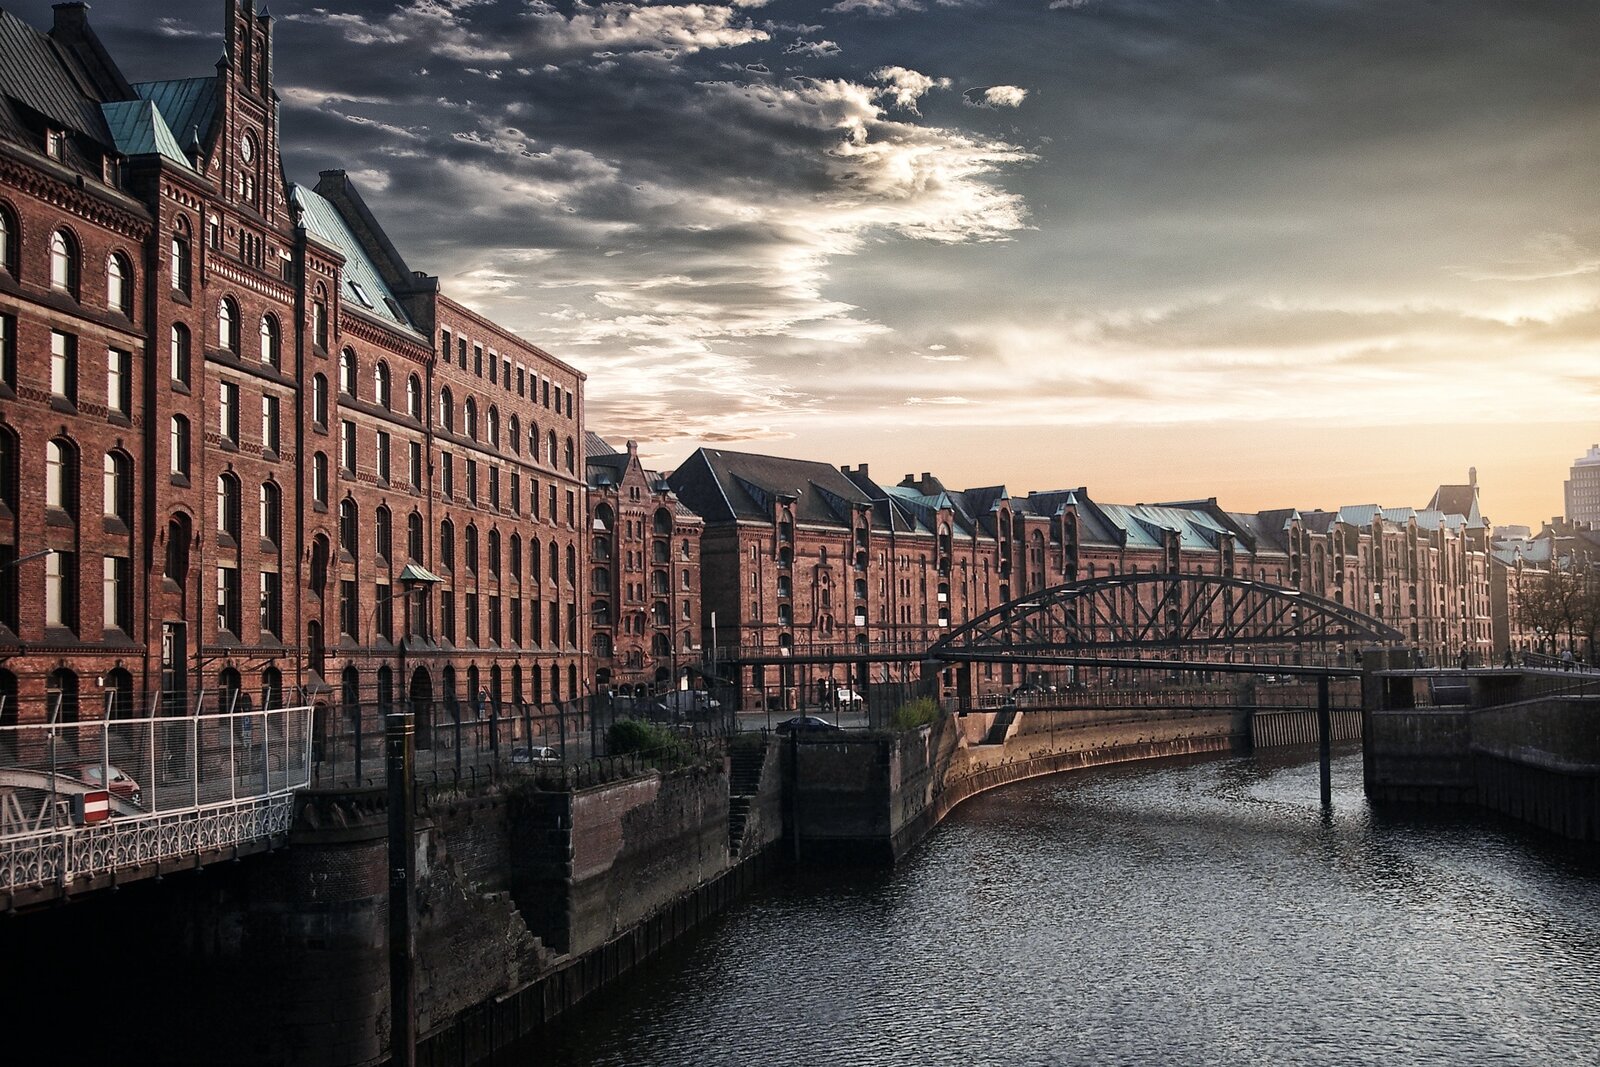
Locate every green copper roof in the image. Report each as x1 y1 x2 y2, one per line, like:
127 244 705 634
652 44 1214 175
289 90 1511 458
292 184 416 332
100 99 192 170
132 77 217 151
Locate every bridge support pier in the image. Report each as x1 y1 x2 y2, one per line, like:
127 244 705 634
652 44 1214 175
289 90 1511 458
1318 675 1332 809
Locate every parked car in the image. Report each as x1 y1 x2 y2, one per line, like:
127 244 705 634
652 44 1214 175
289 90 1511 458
77 763 141 804
832 688 864 708
510 746 561 764
776 715 843 734
653 690 722 721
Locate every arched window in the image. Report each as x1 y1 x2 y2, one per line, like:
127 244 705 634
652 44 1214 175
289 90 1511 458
408 511 423 561
339 498 358 558
218 296 240 353
407 374 422 419
310 534 329 593
170 416 190 477
564 436 575 472
528 422 539 456
374 362 391 408
439 387 454 432
311 284 328 349
104 667 134 719
547 540 558 584
312 373 328 425
103 451 131 522
0 202 16 276
339 348 357 395
170 222 192 295
376 505 392 561
440 519 455 571
546 430 557 467
259 314 280 367
49 230 78 296
312 452 328 504
260 482 281 543
46 669 78 727
510 534 522 579
509 415 520 453
46 438 77 515
487 406 500 448
261 666 283 711
566 544 576 585
165 514 191 582
464 397 477 440
106 252 132 315
216 472 241 540
465 524 479 574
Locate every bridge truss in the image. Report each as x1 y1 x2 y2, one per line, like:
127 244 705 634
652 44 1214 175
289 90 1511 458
929 574 1406 673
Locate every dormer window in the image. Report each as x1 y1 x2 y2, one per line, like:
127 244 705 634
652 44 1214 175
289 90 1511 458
348 280 374 309
46 129 66 161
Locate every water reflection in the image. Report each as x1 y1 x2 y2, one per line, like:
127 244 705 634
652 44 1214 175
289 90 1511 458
520 749 1600 1067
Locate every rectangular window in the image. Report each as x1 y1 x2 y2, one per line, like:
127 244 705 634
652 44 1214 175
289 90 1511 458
566 602 577 646
441 589 456 643
440 452 454 497
409 441 423 490
457 337 467 369
529 599 542 645
340 579 359 638
103 555 131 634
473 344 483 377
510 472 521 514
216 565 241 636
341 420 356 474
106 348 130 415
509 600 522 645
44 550 76 630
440 329 451 361
516 366 525 396
489 594 502 645
555 385 563 414
542 379 550 408
488 351 496 385
550 602 560 647
220 381 239 444
0 312 15 388
50 330 76 402
466 458 478 504
465 591 479 644
501 359 511 389
548 485 557 523
261 394 280 454
376 430 391 484
376 582 392 641
566 490 575 527
489 468 500 510
530 479 540 519
259 570 281 638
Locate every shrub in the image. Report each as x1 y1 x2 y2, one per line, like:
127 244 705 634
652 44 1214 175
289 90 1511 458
890 697 941 732
606 718 695 767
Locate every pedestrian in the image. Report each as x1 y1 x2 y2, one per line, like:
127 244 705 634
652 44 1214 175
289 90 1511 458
1459 648 1470 671
1502 647 1513 668
1562 649 1575 671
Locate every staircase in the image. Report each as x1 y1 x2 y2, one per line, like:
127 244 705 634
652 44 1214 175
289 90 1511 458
728 739 769 858
982 704 1019 745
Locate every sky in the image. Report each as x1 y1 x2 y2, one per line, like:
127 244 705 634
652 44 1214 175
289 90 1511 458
20 0 1600 527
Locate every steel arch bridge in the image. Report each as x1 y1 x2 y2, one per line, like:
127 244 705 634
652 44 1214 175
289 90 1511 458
928 573 1406 674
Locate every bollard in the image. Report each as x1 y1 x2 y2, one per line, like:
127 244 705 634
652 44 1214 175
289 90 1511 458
385 711 416 1067
1317 674 1332 809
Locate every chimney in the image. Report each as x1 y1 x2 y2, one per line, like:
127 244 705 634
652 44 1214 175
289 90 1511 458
626 439 638 456
1469 466 1477 487
52 3 90 35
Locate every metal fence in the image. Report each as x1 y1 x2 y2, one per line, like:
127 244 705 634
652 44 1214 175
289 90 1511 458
1 707 312 897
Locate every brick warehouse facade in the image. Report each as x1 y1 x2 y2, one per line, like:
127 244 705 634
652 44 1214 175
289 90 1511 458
668 449 1492 707
0 2 588 737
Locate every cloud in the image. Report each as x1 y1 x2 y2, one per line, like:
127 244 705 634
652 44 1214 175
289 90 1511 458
784 38 842 57
873 65 951 112
522 1 769 57
828 0 924 14
964 85 1027 109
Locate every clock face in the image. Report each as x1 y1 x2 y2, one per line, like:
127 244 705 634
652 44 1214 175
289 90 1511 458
240 132 255 164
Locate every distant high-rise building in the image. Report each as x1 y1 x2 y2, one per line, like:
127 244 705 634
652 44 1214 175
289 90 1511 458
1564 445 1600 527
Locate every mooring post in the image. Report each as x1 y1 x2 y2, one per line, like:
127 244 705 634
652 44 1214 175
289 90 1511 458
386 710 416 1067
788 727 801 864
1317 674 1332 809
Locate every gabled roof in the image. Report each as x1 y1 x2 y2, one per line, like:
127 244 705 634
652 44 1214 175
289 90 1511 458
0 11 116 143
100 98 192 170
132 77 217 153
669 448 872 526
292 184 417 333
1427 483 1485 528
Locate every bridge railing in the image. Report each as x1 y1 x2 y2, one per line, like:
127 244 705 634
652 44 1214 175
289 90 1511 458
1 706 312 898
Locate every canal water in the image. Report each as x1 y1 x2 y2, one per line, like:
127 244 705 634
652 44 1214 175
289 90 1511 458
520 749 1600 1066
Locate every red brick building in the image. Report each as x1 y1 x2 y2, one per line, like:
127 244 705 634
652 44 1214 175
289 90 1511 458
584 435 702 698
0 2 587 741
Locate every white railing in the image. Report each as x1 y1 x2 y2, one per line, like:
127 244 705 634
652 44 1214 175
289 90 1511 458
0 706 312 898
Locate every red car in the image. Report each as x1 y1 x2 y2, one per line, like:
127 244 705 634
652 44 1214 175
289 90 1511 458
78 764 142 805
